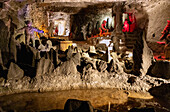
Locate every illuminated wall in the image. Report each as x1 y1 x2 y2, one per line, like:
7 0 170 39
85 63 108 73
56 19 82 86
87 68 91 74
26 3 48 29
47 12 70 36
71 7 114 40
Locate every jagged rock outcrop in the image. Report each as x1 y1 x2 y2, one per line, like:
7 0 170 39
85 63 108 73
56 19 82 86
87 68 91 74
59 59 78 76
0 0 169 99
133 32 153 76
149 61 170 79
0 17 17 67
107 59 117 73
59 53 81 76
82 58 97 70
82 64 94 82
17 63 36 78
66 46 74 60
0 19 10 66
0 50 3 65
0 20 9 53
72 52 81 66
36 57 54 76
29 46 41 67
47 48 59 68
96 60 107 72
140 34 154 77
7 62 24 80
0 77 5 87
6 76 31 90
17 44 40 67
78 57 97 81
133 34 143 76
127 76 136 85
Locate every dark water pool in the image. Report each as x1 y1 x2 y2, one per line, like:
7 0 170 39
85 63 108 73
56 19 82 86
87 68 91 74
0 89 168 112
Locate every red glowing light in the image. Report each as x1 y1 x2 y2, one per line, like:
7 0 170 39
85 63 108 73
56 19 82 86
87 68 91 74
122 19 129 32
157 41 166 44
122 13 136 32
160 20 170 40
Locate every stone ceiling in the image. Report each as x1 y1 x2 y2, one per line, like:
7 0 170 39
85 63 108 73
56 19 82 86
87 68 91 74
34 0 153 14
36 0 128 14
1 0 150 14
36 2 118 14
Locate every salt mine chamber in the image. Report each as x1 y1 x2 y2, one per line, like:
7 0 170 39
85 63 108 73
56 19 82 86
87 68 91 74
0 0 169 111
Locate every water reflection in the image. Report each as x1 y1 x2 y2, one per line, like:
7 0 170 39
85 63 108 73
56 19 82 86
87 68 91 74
0 89 166 112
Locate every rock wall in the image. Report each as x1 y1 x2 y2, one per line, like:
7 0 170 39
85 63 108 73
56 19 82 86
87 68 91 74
149 83 170 110
145 0 170 42
133 31 154 76
148 61 170 79
0 44 169 96
140 31 154 76
27 3 48 29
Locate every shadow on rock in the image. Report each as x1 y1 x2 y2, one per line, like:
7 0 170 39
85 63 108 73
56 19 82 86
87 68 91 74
149 83 170 111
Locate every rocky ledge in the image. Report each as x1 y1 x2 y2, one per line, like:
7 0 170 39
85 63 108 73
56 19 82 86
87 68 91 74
0 43 170 96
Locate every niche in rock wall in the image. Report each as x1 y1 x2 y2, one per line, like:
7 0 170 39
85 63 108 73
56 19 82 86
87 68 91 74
48 12 70 36
54 19 66 36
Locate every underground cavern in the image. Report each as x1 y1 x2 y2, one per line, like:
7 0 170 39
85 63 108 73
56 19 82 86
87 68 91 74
0 0 170 111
